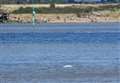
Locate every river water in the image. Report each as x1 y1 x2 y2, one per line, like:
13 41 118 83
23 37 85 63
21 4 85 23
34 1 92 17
0 23 120 83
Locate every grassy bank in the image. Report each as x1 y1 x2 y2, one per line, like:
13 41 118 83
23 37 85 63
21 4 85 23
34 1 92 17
12 4 120 14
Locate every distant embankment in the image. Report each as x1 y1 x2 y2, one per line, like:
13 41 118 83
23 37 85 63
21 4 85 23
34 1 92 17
0 4 120 23
1 3 119 12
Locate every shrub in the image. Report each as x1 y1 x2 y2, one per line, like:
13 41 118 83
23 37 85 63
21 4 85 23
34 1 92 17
50 3 55 8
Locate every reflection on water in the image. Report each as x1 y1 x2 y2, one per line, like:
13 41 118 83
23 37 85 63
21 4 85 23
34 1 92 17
0 23 119 83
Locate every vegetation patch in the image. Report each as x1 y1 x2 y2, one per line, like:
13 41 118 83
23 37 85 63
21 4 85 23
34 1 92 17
12 4 120 14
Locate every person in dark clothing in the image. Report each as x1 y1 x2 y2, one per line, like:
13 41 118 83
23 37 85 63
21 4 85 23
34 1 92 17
0 13 8 23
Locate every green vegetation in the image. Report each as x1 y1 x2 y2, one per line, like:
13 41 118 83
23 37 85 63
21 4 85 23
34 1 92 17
108 0 120 3
111 7 120 13
12 4 120 14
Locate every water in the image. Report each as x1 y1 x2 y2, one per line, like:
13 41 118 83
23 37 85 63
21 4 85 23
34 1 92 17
0 23 120 83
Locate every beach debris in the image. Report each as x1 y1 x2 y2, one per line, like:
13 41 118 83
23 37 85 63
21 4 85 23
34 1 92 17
63 65 73 68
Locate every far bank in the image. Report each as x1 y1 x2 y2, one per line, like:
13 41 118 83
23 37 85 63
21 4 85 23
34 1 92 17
0 4 120 23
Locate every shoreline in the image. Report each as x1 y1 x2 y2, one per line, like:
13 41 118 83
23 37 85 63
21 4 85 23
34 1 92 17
0 4 120 23
1 21 120 24
9 13 120 23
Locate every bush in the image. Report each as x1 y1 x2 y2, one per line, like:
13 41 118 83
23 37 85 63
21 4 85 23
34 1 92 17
50 3 55 8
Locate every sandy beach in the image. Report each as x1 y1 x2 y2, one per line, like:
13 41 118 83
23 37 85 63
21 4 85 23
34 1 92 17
9 13 120 23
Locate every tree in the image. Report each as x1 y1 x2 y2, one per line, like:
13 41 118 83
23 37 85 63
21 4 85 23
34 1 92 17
108 0 120 2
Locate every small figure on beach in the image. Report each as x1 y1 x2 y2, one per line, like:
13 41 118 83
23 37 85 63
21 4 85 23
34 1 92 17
0 12 9 23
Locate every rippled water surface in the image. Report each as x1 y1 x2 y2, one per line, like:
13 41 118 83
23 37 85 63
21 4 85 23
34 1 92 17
0 23 120 83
